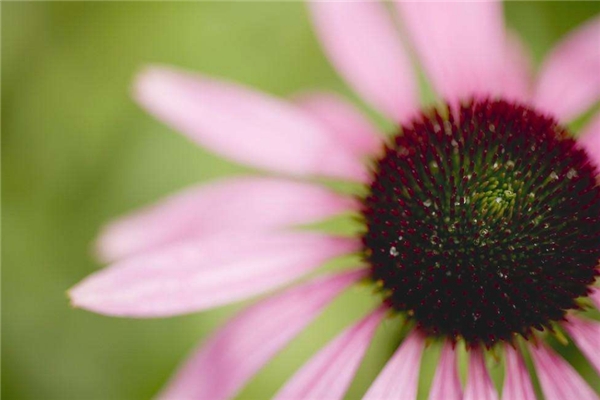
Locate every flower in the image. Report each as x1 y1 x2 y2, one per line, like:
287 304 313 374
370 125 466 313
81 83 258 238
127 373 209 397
69 2 600 399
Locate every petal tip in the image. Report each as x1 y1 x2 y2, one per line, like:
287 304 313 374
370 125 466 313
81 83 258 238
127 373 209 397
67 275 120 316
66 279 129 318
67 283 87 310
66 288 79 308
132 64 184 107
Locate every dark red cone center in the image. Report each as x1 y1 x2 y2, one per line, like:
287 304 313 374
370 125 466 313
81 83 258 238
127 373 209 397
362 99 600 346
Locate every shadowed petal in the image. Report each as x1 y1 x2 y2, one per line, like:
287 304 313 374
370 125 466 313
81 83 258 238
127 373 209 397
96 177 358 262
578 113 600 170
589 286 600 310
134 66 367 181
465 347 499 400
309 1 418 123
159 268 367 400
563 316 600 375
396 1 525 103
362 330 424 400
294 92 382 157
534 16 600 122
70 232 360 317
590 286 600 310
530 343 598 400
428 341 462 400
274 306 386 400
502 346 536 400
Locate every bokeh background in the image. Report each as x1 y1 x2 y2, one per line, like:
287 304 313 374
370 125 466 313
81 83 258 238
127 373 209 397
3 2 600 399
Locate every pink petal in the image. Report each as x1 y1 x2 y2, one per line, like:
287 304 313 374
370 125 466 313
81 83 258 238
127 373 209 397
362 330 424 400
465 347 499 400
563 316 600 375
396 1 523 104
503 31 534 103
274 306 386 400
293 92 382 157
529 343 598 400
590 286 600 310
134 66 367 181
309 1 418 123
428 341 462 400
578 113 600 171
96 177 358 262
534 16 600 122
159 268 367 400
70 232 360 317
502 346 536 400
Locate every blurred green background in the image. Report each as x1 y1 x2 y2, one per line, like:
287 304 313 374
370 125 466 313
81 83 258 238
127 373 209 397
3 2 600 399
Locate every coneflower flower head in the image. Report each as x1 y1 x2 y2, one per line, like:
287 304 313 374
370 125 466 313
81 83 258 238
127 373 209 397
69 1 600 399
364 99 600 346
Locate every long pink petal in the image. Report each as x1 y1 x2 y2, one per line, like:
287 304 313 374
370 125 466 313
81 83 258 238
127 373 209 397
309 1 418 123
534 16 600 122
293 92 382 157
578 113 600 171
362 330 424 400
428 341 462 400
563 316 600 375
529 343 598 400
274 306 386 400
502 346 536 400
70 232 360 317
134 66 367 181
465 347 499 400
396 1 524 104
159 268 367 400
96 177 358 262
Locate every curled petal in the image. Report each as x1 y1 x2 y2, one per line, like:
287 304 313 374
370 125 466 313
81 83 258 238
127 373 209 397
159 268 367 400
70 232 360 317
428 341 462 400
563 316 600 375
274 306 386 400
309 1 418 122
134 66 367 181
294 92 382 157
534 16 600 121
502 346 536 400
96 177 358 262
362 330 425 400
465 347 499 400
529 343 598 400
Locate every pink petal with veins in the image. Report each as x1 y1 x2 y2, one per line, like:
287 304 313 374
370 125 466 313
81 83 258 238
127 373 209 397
465 347 498 400
428 341 462 400
530 343 598 400
135 66 367 181
96 177 357 262
502 346 536 400
70 232 360 317
362 330 424 400
160 269 367 400
274 306 386 400
309 1 418 123
534 16 600 122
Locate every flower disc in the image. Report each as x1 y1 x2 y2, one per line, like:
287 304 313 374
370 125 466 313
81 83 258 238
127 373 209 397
362 99 600 346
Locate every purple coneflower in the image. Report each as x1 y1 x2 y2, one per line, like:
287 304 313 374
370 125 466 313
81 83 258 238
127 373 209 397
70 2 600 399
